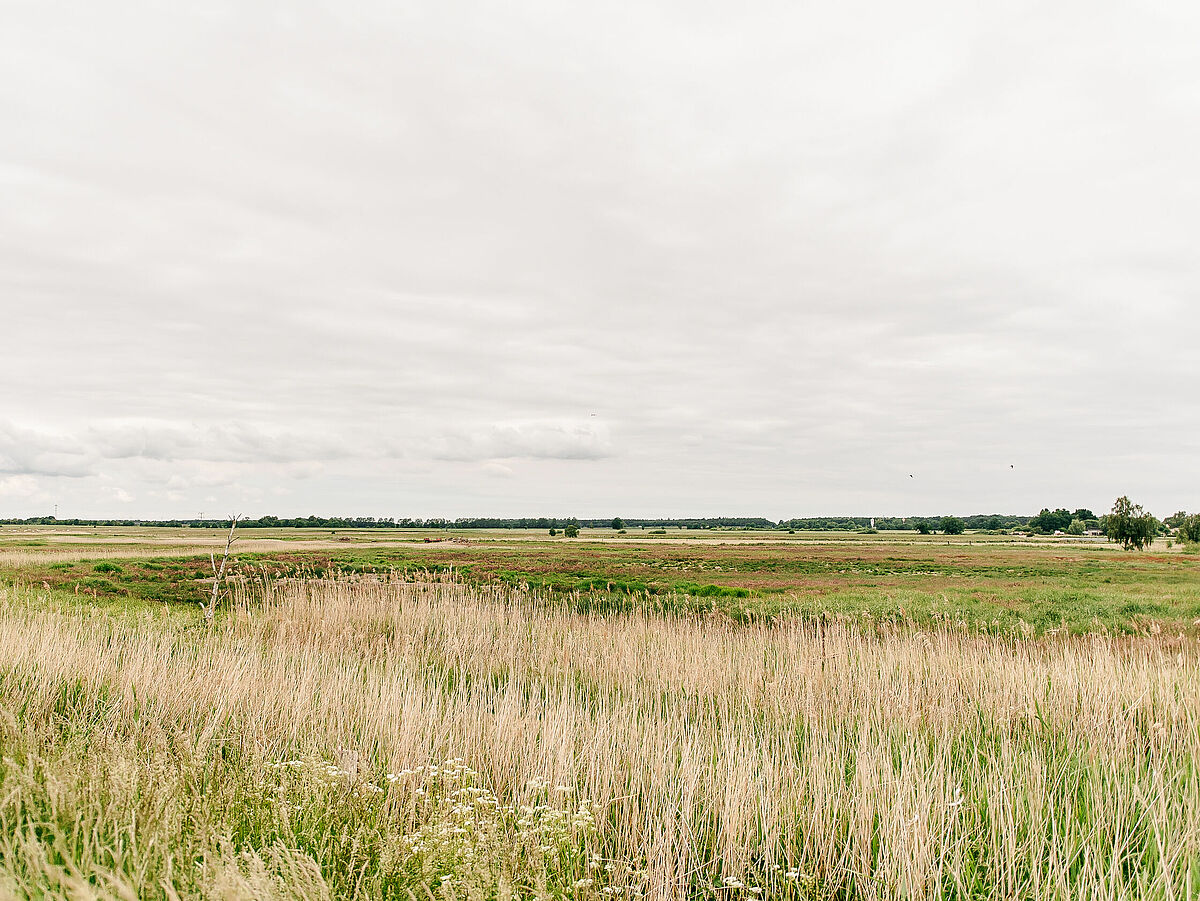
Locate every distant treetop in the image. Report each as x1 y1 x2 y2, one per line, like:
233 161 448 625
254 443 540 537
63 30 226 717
2 509 1126 533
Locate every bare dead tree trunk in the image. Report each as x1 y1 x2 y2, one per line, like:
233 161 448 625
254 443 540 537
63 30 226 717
202 515 240 625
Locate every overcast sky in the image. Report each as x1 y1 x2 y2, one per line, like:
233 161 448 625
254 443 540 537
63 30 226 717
2 1 1198 520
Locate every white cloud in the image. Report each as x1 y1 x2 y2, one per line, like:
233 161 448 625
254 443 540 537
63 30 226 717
424 422 613 463
0 475 41 499
86 422 349 464
1 1 1198 518
0 422 91 478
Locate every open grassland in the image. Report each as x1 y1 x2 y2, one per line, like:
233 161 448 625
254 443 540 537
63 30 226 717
1 573 1200 899
4 526 1199 634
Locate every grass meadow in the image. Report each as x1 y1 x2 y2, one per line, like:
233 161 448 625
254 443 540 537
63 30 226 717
1 528 1199 898
6 525 1200 634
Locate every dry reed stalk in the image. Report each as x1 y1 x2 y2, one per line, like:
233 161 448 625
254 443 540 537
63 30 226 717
0 576 1196 898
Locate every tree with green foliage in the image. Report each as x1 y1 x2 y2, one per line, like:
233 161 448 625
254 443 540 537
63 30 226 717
940 516 965 535
1165 511 1189 531
914 519 932 535
563 524 579 538
1177 514 1200 544
611 517 624 530
1031 508 1072 534
1102 496 1159 550
1066 519 1085 535
548 527 558 536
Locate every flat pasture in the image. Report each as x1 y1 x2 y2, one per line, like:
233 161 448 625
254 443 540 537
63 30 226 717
4 525 1198 634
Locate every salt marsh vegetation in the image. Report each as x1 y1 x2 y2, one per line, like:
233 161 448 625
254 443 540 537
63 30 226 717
1 572 1198 898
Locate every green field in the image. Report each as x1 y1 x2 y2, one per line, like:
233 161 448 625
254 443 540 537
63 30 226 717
4 525 1199 634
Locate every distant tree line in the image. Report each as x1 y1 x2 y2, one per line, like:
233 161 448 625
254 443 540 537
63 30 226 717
777 514 1033 532
0 513 1031 531
0 514 1020 531
5 508 1195 548
0 515 778 530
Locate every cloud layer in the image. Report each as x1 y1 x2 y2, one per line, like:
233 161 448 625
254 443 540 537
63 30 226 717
1 1 1198 518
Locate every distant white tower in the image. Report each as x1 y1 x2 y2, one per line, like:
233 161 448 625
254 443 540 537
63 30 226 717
870 517 875 529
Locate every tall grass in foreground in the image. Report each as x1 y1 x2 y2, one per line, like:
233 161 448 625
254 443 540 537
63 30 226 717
0 577 1198 899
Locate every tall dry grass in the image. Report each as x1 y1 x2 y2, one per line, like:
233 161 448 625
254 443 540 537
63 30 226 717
0 576 1197 899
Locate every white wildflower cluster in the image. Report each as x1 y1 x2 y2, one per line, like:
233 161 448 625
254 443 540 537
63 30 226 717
710 866 820 899
265 757 384 797
396 763 597 868
262 755 626 897
784 868 821 897
388 759 602 896
587 853 649 900
265 758 349 783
